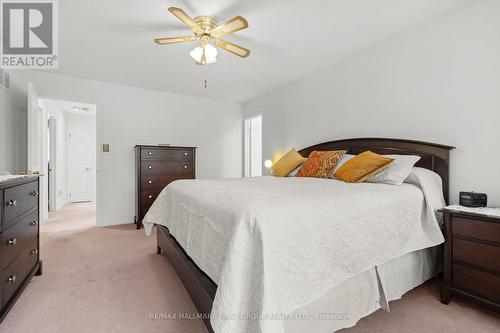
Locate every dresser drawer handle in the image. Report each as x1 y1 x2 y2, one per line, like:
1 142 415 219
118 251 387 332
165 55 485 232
31 249 38 255
31 221 38 227
183 152 188 156
7 199 17 207
7 238 17 246
31 190 38 197
183 165 188 169
148 195 153 199
148 152 152 155
148 165 152 169
148 180 152 184
7 275 16 284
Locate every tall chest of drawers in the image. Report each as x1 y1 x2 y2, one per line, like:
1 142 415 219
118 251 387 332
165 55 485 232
135 145 196 229
0 176 42 322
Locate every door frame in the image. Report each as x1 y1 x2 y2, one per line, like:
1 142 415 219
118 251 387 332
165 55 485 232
48 117 57 212
244 114 262 177
30 94 100 225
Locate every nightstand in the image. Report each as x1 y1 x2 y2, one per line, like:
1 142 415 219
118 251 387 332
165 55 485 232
441 205 500 310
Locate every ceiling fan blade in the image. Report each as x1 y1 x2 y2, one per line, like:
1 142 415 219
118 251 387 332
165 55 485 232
168 7 203 35
216 39 250 58
211 16 248 37
154 36 196 45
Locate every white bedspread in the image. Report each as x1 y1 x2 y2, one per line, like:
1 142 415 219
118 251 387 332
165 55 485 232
143 175 444 333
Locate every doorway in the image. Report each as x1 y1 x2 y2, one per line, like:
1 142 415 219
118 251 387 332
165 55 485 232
29 94 97 223
244 114 262 177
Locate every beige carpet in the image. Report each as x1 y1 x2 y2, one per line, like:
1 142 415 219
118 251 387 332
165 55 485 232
1 203 499 333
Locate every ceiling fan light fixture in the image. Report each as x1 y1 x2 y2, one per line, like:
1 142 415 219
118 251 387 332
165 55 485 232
155 7 249 64
190 43 217 65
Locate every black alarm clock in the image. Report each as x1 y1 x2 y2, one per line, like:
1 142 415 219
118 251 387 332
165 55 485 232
459 191 487 208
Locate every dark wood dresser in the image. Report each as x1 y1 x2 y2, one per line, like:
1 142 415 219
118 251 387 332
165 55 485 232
0 176 42 322
135 145 196 229
441 207 500 310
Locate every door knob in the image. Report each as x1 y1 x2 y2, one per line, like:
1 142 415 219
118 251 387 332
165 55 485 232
7 238 17 246
7 275 16 284
31 190 38 197
31 221 38 227
31 249 38 255
7 199 17 207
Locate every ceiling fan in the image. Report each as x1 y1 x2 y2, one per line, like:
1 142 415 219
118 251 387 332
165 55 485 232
154 7 250 65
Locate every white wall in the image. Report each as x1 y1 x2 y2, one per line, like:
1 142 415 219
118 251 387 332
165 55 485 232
0 73 27 174
10 71 243 226
244 0 500 206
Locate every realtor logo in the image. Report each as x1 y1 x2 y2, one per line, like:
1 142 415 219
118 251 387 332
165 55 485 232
1 1 58 69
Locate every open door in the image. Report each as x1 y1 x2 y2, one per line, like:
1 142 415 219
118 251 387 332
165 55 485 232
48 116 57 212
27 82 42 172
27 82 49 221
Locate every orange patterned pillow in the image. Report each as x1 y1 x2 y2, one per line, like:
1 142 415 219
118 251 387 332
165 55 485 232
296 150 347 178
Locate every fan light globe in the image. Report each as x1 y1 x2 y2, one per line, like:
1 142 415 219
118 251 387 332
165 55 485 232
204 43 217 59
190 44 217 64
264 160 273 169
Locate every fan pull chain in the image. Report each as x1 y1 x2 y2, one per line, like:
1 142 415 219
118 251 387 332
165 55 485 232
203 66 208 88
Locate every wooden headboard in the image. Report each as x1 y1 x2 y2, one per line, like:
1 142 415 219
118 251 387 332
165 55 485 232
298 138 455 203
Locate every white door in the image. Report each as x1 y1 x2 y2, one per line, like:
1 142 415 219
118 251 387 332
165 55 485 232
69 128 92 202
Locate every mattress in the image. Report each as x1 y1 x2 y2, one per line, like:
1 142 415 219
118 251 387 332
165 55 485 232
143 174 445 333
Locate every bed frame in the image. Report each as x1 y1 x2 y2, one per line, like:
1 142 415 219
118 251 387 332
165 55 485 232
156 137 455 333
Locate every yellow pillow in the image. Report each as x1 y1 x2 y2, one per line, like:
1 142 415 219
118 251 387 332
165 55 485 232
271 148 306 177
333 151 394 183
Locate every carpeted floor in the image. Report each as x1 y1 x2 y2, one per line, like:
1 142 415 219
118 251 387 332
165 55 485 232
1 203 499 333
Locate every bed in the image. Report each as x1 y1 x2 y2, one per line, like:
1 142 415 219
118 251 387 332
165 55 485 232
142 138 454 333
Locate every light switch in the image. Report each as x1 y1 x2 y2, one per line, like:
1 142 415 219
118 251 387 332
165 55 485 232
102 144 110 152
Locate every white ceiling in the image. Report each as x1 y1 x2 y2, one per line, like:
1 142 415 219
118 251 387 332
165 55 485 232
42 98 97 116
53 0 468 103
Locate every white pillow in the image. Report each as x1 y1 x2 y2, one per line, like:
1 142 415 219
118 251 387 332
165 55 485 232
366 154 421 185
